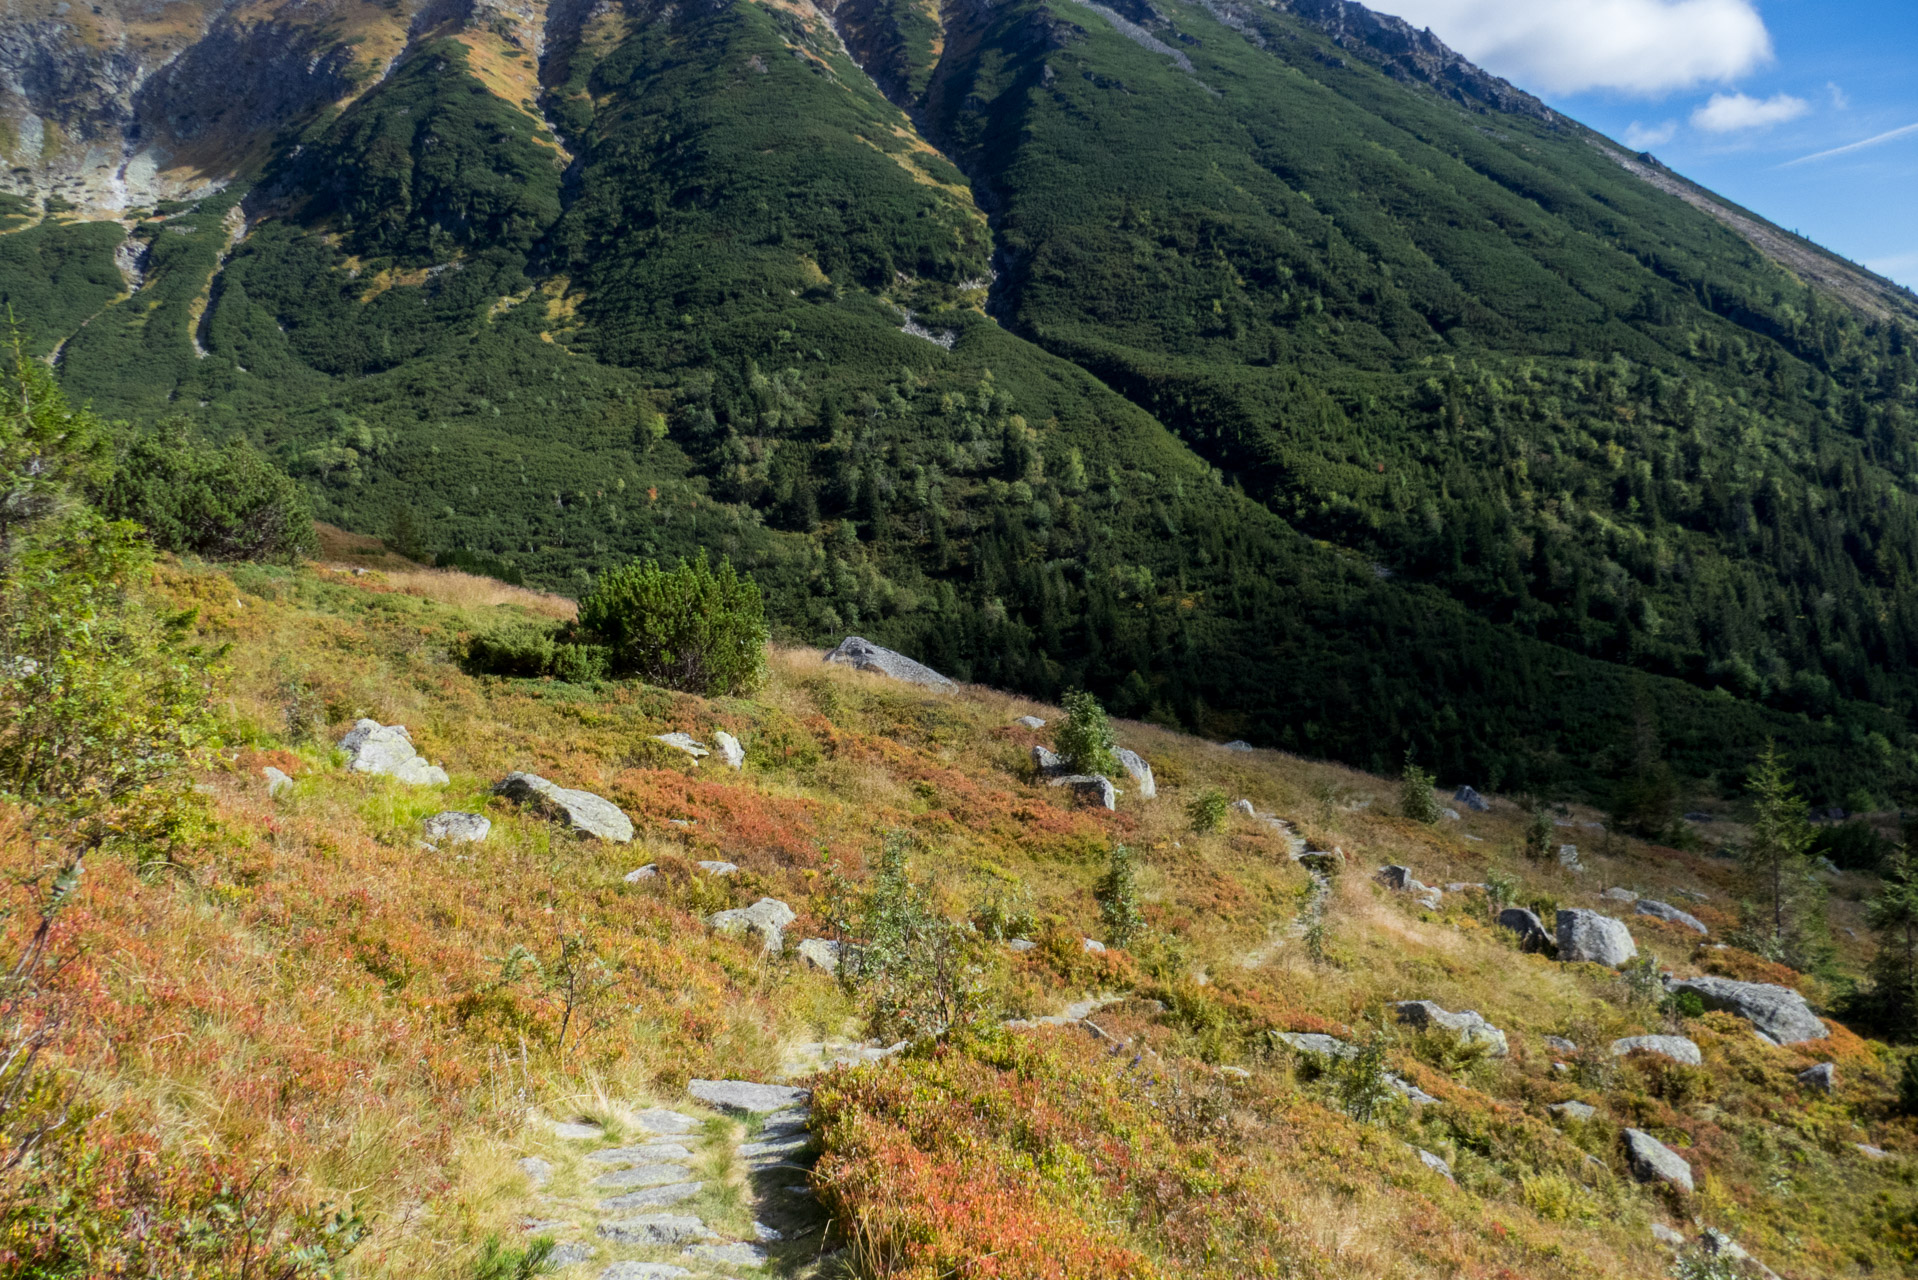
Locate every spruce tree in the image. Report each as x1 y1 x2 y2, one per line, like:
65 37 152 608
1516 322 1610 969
1867 850 1918 1041
1738 742 1828 969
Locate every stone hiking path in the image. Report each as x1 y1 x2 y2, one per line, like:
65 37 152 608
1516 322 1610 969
513 1080 830 1278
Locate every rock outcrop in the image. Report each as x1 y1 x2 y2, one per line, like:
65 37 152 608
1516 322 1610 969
706 898 796 954
1623 1128 1693 1193
1665 976 1827 1044
423 811 491 844
1049 774 1117 809
1611 1035 1702 1066
339 720 449 786
1114 747 1157 799
1635 899 1707 935
714 731 745 770
495 772 634 842
1496 906 1551 951
1392 1001 1508 1056
1554 909 1636 966
1452 785 1489 811
823 636 954 687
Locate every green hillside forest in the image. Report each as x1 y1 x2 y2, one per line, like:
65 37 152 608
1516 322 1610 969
4 0 1918 806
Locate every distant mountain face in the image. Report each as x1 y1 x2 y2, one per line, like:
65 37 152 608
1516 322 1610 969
1 0 1916 804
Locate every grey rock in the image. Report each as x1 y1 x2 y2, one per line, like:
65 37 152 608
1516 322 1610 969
423 811 490 844
1390 1075 1440 1104
1413 888 1443 910
592 1162 698 1190
1683 812 1715 823
1014 715 1047 729
597 1265 691 1280
1007 938 1037 952
1417 1148 1454 1181
1857 1143 1891 1159
688 1079 810 1115
1221 739 1254 752
1453 785 1490 812
524 1218 572 1234
1392 1001 1508 1056
597 1214 714 1245
682 1242 767 1267
653 732 710 759
1544 1035 1579 1054
1797 1062 1836 1093
753 1221 784 1242
552 1120 605 1140
1555 909 1637 966
1377 865 1416 891
759 1110 810 1137
1665 976 1828 1044
496 772 633 842
1697 1228 1782 1280
1817 855 1842 875
339 720 449 786
263 765 293 797
1600 887 1637 902
796 937 843 973
696 860 739 876
518 1156 554 1185
1753 1029 1780 1048
1049 774 1117 809
1557 843 1581 867
1273 1031 1356 1060
1496 907 1552 951
1032 744 1065 775
1114 747 1157 799
624 865 657 882
706 898 796 954
1673 888 1709 902
1446 882 1487 893
1635 899 1707 935
548 1243 594 1266
631 1108 701 1135
1549 1100 1596 1122
714 730 745 770
1623 1128 1693 1193
823 636 954 688
1439 807 1461 821
586 1143 695 1164
1230 798 1256 816
1611 1035 1702 1066
1082 937 1106 953
1650 1223 1687 1247
598 1183 703 1212
739 1136 809 1159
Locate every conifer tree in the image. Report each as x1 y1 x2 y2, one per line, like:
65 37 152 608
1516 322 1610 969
1738 742 1828 969
1867 849 1918 1042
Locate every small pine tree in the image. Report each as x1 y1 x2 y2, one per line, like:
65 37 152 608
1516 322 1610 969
1055 690 1119 777
1867 849 1918 1041
578 552 768 696
1738 742 1828 969
1522 805 1555 862
1400 753 1441 825
1187 787 1229 833
1097 843 1145 947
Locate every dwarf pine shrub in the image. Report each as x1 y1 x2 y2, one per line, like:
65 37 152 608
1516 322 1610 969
578 553 767 695
1188 787 1230 833
1055 690 1119 776
1399 754 1441 824
1097 843 1145 947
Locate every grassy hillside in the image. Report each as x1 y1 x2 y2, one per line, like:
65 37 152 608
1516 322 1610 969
10 551 1913 1278
0 0 1913 805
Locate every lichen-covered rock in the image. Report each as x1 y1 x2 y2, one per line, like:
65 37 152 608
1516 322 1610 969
823 636 954 687
1665 975 1828 1044
1015 715 1047 729
624 864 657 882
1453 785 1490 812
1496 906 1552 951
495 772 633 842
1032 744 1065 775
1082 937 1106 954
796 938 843 973
263 766 293 797
1611 1035 1702 1066
1417 1148 1454 1180
1230 798 1256 816
1274 1031 1356 1060
1114 747 1156 799
706 898 796 954
713 730 745 770
597 1215 714 1245
1555 909 1636 966
1797 1062 1836 1093
1377 865 1416 891
1549 1100 1596 1122
423 811 490 844
1392 1001 1509 1056
339 720 449 786
1049 774 1117 809
695 860 738 876
1624 1128 1693 1193
1635 899 1707 935
598 1184 703 1213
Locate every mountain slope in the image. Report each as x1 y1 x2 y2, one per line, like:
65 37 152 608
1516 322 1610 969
0 0 1913 804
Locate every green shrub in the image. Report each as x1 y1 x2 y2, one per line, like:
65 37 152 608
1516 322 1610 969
1901 1053 1918 1116
839 831 984 1043
577 553 767 696
98 430 316 563
464 621 608 682
1523 806 1555 862
1399 754 1441 825
1054 690 1119 776
1187 787 1230 833
1097 843 1145 947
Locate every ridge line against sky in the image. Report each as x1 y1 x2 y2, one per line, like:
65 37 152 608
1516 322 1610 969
1372 0 1918 291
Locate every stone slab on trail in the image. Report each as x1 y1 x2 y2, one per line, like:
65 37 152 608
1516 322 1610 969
591 1162 695 1190
599 1182 703 1212
597 1265 690 1280
630 1108 702 1135
597 1214 715 1245
586 1143 695 1165
688 1079 810 1115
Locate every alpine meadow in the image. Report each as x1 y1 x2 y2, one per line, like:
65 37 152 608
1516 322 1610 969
0 0 1915 1277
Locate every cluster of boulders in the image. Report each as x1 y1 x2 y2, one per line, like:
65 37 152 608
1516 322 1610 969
1029 739 1157 812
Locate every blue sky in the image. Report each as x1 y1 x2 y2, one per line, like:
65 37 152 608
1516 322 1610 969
1376 0 1918 291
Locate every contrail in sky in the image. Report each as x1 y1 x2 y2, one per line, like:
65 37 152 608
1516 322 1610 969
1784 121 1918 166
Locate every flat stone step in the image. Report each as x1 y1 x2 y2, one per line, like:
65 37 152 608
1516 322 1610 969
598 1265 689 1280
758 1110 809 1138
631 1107 702 1135
687 1079 810 1115
592 1162 696 1190
739 1137 809 1159
683 1241 768 1267
597 1213 715 1245
598 1181 703 1211
549 1242 595 1266
552 1120 605 1140
585 1143 695 1165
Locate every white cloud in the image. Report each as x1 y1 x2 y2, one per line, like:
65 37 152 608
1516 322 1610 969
1827 82 1850 110
1624 120 1678 149
1691 91 1810 132
1377 0 1772 96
